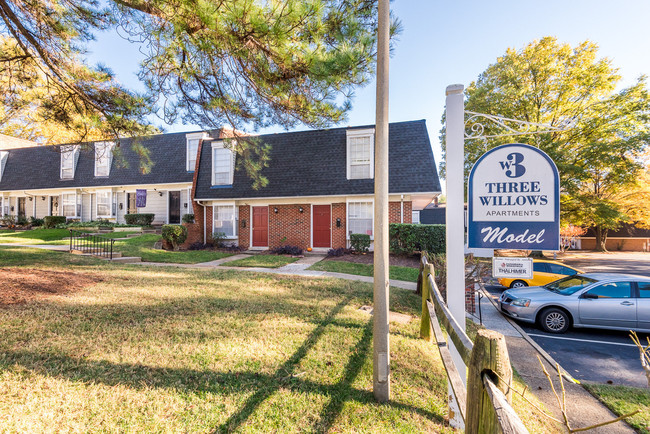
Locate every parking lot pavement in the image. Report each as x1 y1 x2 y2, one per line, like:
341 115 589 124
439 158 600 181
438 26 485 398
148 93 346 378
558 251 650 277
485 285 649 388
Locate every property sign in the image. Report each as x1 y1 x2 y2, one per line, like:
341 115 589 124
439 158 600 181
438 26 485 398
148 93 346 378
492 257 533 279
468 143 560 250
135 189 147 208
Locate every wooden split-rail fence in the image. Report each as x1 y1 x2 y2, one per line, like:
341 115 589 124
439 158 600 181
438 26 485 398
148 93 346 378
417 256 529 433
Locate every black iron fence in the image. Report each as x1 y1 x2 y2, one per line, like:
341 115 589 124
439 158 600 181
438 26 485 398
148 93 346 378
69 230 115 260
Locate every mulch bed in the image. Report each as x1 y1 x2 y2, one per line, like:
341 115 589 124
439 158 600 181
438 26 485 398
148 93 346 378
322 252 421 268
0 268 103 306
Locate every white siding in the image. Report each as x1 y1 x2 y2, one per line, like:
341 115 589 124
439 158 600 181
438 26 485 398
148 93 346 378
116 192 126 224
136 190 167 224
82 194 92 222
35 197 49 219
181 189 192 218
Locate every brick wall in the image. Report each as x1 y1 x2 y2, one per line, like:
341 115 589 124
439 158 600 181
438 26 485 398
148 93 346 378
239 205 250 249
180 222 202 249
268 204 311 249
580 237 650 252
465 284 476 315
389 201 412 224
332 203 346 249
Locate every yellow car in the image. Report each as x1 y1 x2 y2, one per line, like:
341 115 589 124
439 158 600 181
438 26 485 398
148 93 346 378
498 260 583 289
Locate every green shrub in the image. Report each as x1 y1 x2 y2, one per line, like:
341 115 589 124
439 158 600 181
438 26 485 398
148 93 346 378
212 231 226 248
389 223 445 255
29 217 45 227
44 216 67 229
350 233 371 253
162 224 187 250
182 213 195 224
1 214 15 226
124 213 155 226
16 215 28 226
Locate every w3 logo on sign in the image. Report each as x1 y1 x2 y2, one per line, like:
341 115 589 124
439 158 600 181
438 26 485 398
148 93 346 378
499 152 526 178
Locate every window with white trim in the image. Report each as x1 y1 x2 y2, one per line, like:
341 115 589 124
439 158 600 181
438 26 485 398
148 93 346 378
62 193 79 217
412 211 420 224
96 191 114 218
348 201 373 237
60 146 79 179
186 138 200 172
213 205 238 238
94 142 114 177
0 151 7 182
212 142 235 186
346 129 374 180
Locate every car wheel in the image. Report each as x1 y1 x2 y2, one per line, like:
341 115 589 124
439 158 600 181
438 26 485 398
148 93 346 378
510 280 528 288
539 308 570 334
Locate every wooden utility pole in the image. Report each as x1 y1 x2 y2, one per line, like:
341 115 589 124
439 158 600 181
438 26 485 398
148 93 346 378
373 0 390 403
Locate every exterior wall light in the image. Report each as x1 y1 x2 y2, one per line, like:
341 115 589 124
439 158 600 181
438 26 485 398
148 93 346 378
29 197 33 201
299 206 304 213
158 191 163 197
41 196 46 201
273 207 278 213
336 218 341 227
241 219 246 228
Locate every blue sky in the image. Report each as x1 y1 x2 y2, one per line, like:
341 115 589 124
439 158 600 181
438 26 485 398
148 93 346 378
86 0 650 170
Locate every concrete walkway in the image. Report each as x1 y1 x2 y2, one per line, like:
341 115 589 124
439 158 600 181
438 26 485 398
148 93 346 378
475 291 635 433
0 243 69 251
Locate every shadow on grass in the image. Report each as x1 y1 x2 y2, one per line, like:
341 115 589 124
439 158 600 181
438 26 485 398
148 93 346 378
0 295 442 432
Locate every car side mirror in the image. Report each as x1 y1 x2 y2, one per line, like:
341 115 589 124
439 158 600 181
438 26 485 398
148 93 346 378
581 292 598 299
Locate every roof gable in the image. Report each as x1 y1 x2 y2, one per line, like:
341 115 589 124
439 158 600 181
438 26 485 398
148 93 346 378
194 120 440 199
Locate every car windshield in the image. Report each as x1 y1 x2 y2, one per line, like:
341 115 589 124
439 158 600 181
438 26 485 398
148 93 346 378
544 275 598 295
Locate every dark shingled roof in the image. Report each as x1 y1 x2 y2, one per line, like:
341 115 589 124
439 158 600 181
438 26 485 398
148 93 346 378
0 132 196 191
194 120 440 199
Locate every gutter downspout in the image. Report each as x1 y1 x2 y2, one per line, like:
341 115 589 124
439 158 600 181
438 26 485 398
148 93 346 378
196 200 207 244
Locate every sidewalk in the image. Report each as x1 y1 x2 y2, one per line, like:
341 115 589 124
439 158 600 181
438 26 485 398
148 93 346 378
475 292 635 433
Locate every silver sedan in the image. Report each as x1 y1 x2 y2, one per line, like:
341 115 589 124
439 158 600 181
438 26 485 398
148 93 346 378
499 273 650 333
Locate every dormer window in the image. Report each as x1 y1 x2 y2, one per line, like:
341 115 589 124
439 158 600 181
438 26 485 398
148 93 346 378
186 132 209 172
0 151 7 182
60 145 79 179
211 141 235 186
94 142 114 177
346 128 374 180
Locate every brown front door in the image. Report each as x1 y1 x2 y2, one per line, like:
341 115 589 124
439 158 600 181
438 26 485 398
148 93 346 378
169 191 181 224
252 206 268 247
127 193 137 215
17 197 25 217
313 205 331 248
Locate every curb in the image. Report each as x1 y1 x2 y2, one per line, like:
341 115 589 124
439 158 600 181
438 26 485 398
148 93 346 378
479 287 579 384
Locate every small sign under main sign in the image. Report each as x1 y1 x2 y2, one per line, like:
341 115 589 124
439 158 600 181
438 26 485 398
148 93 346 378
492 257 533 279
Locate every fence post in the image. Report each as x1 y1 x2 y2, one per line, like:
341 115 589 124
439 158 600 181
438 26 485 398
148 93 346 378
466 329 513 433
420 263 435 341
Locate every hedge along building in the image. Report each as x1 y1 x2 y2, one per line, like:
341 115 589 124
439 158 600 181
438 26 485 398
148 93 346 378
0 132 196 225
190 120 441 250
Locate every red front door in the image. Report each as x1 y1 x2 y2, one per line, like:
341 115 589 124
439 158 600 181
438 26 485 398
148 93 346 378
252 206 268 247
313 205 331 248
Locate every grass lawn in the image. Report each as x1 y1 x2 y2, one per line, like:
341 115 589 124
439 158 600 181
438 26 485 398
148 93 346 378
0 246 452 432
226 254 300 268
309 259 420 282
583 384 650 433
0 228 141 245
113 234 232 263
0 228 81 244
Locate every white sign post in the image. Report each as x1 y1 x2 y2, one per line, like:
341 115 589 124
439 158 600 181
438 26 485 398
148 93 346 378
445 84 466 430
